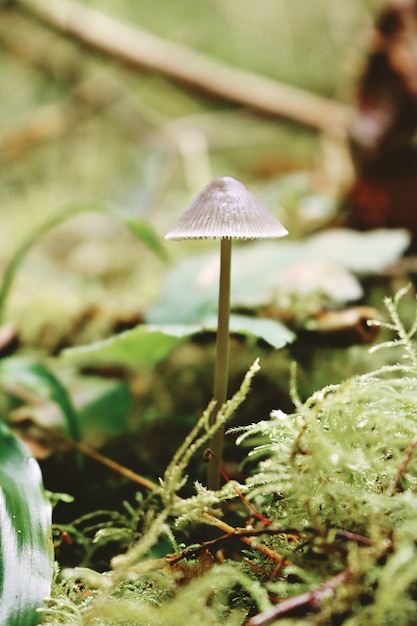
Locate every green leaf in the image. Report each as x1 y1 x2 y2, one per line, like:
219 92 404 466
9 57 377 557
60 316 294 370
75 377 133 437
307 228 410 273
122 216 168 262
60 324 201 368
203 313 295 349
149 228 410 324
0 421 53 625
147 251 221 324
0 357 80 442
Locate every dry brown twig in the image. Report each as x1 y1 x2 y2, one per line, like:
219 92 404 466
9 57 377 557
201 512 292 569
165 525 301 568
16 0 352 132
388 431 417 496
245 568 351 626
10 413 160 491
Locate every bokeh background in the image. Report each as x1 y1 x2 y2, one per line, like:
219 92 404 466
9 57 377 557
0 0 386 344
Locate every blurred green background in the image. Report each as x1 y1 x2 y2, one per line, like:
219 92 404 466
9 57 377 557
0 0 385 344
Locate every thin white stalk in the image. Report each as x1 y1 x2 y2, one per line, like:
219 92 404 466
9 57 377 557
207 237 232 490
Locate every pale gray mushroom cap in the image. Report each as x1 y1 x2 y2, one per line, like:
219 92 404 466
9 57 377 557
165 176 288 240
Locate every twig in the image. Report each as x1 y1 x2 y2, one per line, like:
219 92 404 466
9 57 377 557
166 524 372 568
205 448 272 525
0 18 163 157
0 15 166 129
202 512 292 567
166 526 303 567
60 434 159 492
11 415 159 492
388 432 417 496
333 528 372 546
245 569 351 626
16 0 352 132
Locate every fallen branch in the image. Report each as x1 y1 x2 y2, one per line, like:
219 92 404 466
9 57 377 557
17 0 353 132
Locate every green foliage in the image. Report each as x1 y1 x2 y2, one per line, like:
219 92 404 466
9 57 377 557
0 357 81 442
60 323 203 369
61 316 294 370
0 203 166 324
75 376 133 438
0 421 53 625
1 2 406 622
148 229 410 324
235 286 417 624
112 359 261 570
42 360 262 624
43 287 417 625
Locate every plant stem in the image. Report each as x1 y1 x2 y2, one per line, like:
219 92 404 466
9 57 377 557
207 236 231 490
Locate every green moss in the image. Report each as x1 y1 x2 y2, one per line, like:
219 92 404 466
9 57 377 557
41 288 417 624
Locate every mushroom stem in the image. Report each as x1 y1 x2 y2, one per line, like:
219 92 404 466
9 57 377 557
164 175 288 489
207 236 232 490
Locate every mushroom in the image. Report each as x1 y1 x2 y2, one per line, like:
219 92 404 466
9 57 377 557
165 176 288 490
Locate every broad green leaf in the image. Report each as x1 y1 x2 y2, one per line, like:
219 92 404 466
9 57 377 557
147 251 222 324
75 377 133 437
0 421 53 625
275 259 362 302
203 313 295 349
307 228 410 273
60 317 294 370
149 228 410 324
0 357 80 442
60 324 201 368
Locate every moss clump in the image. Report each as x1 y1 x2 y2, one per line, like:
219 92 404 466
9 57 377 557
238 286 417 624
43 288 417 625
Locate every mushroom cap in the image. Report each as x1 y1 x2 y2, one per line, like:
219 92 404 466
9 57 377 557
165 176 288 240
